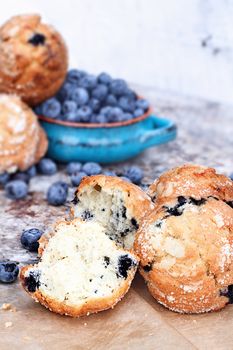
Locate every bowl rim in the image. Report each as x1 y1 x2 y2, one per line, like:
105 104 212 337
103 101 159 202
38 107 153 129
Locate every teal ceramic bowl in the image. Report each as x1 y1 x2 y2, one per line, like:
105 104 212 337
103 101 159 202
39 109 177 163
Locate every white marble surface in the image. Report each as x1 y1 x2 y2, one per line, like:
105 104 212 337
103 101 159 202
1 0 233 104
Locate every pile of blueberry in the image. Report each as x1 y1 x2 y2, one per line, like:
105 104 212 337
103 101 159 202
0 158 145 206
34 70 150 123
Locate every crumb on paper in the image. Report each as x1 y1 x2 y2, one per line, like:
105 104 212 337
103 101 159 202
5 322 13 328
22 336 31 341
1 303 16 312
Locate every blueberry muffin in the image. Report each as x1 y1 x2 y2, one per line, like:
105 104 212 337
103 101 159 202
0 14 68 105
149 164 233 205
21 219 138 317
0 94 48 173
134 196 233 313
71 175 155 250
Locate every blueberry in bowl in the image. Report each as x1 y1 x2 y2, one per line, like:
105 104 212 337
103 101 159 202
35 69 176 163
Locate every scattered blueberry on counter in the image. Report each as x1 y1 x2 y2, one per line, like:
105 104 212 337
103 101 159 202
0 262 19 283
34 69 150 124
124 166 143 185
21 228 43 252
82 162 102 176
70 171 87 187
66 162 82 175
37 158 57 175
0 172 10 187
5 180 28 200
47 181 69 206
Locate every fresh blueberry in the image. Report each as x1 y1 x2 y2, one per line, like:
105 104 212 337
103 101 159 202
26 166 37 178
89 98 101 113
82 162 102 175
37 158 57 175
11 172 30 184
70 171 87 186
71 87 89 106
120 112 133 121
66 69 86 84
5 180 28 200
100 106 112 117
66 162 82 175
124 166 143 184
77 106 92 122
21 228 43 252
107 107 124 122
34 105 42 115
118 96 135 113
124 88 137 100
119 176 132 183
103 170 116 176
230 173 233 180
134 108 144 118
41 98 61 119
92 84 108 101
97 72 112 85
47 181 68 206
105 94 117 106
62 100 79 121
56 82 73 102
110 79 128 96
95 114 107 124
0 172 10 187
0 262 19 283
79 74 97 90
135 99 150 111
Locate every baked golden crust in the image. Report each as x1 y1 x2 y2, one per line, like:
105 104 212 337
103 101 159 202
20 218 139 317
0 14 68 105
134 197 233 314
0 94 48 173
71 175 155 226
20 264 135 317
149 164 233 205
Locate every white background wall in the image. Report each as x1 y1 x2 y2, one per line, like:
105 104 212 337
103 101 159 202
1 0 233 104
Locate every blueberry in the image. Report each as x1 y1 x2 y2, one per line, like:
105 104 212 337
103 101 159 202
95 114 107 124
124 88 137 100
82 162 102 175
21 228 43 252
107 107 124 122
37 158 57 175
117 255 136 279
135 99 149 111
28 33 45 46
26 166 37 178
41 98 61 119
119 176 132 183
56 82 73 102
11 172 30 184
134 108 144 118
77 106 92 122
118 96 135 112
34 105 42 115
120 112 133 121
25 270 41 292
0 262 19 283
100 106 112 117
110 79 128 96
97 72 112 85
5 180 28 200
103 170 116 176
66 162 82 175
92 84 108 101
0 172 10 187
70 171 87 187
47 181 68 206
79 74 97 90
66 69 86 84
62 100 79 122
124 166 143 184
89 98 101 113
105 94 117 106
71 87 89 106
230 173 233 180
